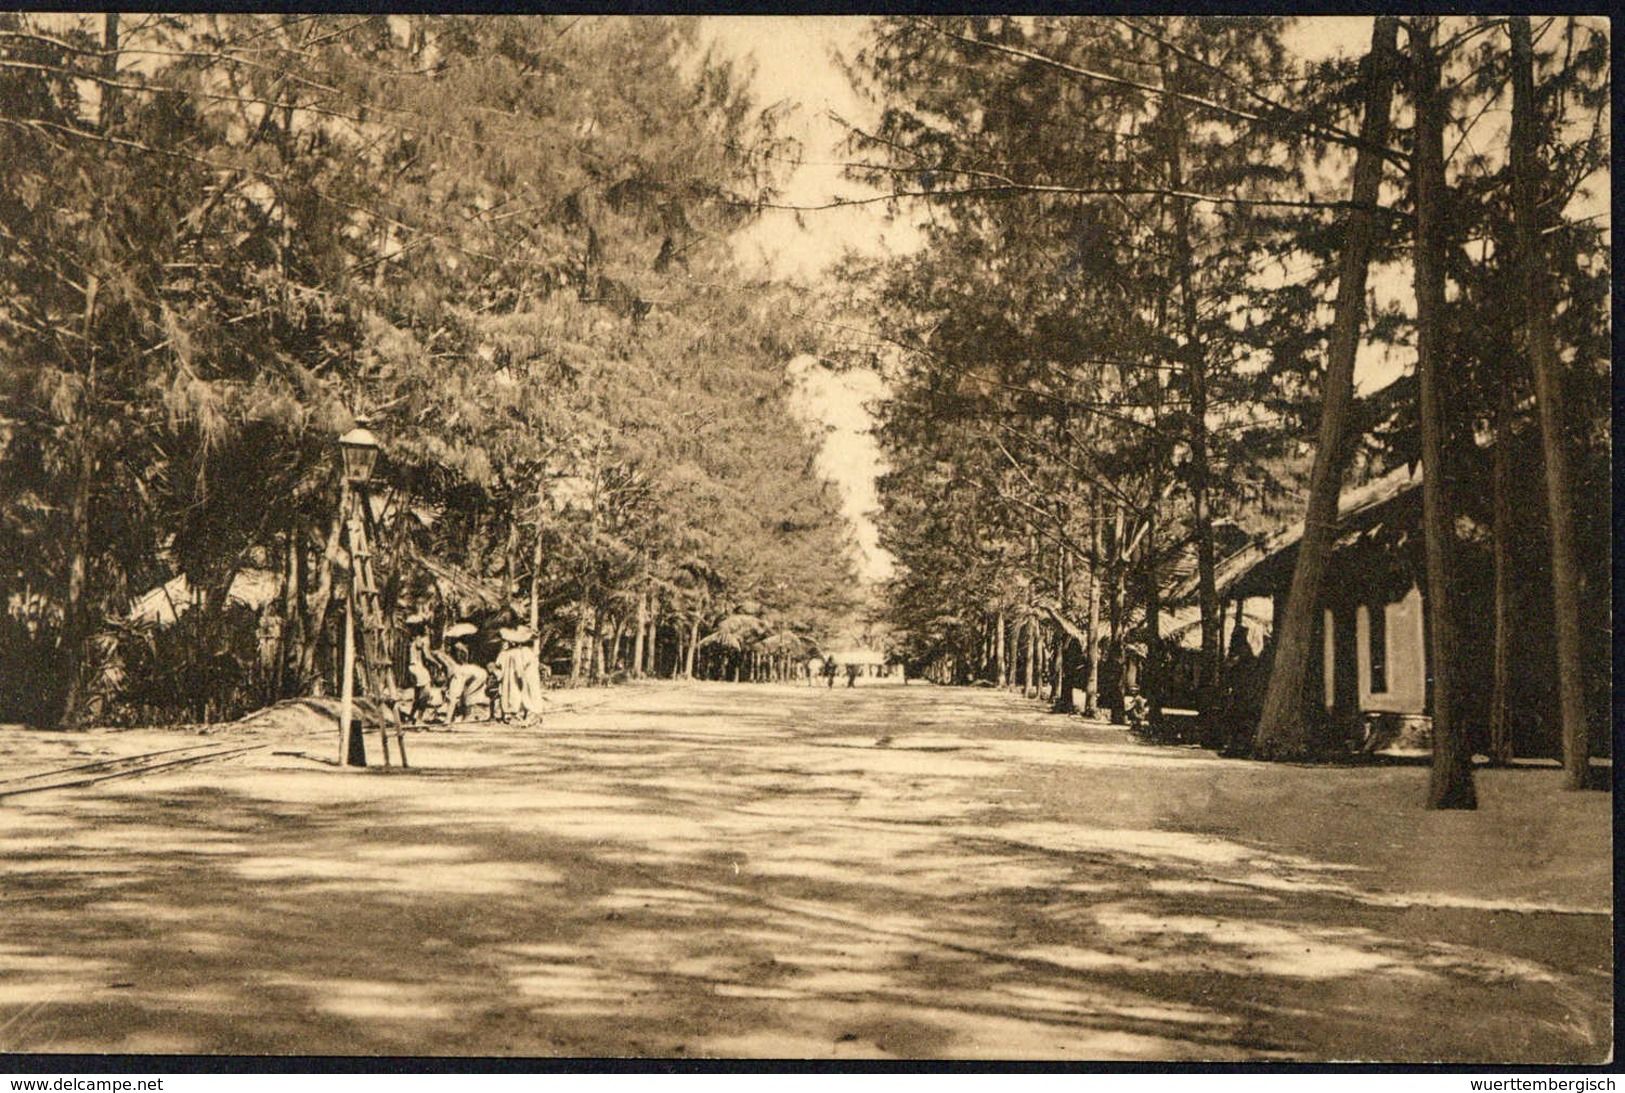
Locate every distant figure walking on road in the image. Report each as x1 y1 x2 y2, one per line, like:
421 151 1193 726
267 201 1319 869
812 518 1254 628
845 663 860 688
823 656 838 688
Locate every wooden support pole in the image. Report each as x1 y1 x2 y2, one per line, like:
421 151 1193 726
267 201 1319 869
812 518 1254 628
340 571 357 765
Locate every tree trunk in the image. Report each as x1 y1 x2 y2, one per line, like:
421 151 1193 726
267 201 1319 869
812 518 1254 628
1487 375 1515 765
1253 17 1399 759
1051 546 1073 712
270 522 293 700
54 422 97 728
607 616 624 675
684 615 700 679
1024 531 1039 698
1108 501 1127 724
297 504 345 692
528 518 544 633
573 447 603 685
643 599 658 676
1082 492 1103 718
98 14 120 131
58 15 121 725
1142 489 1164 727
994 611 1007 688
590 601 605 682
286 517 309 687
570 591 589 684
1001 610 1014 685
1161 46 1223 730
1511 15 1590 790
1414 16 1475 810
1024 617 1037 698
501 513 520 601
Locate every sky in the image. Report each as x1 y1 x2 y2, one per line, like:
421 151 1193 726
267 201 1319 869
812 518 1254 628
701 17 905 583
787 353 892 583
703 16 913 283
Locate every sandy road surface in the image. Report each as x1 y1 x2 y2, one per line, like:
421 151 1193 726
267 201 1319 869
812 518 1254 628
0 683 1611 1061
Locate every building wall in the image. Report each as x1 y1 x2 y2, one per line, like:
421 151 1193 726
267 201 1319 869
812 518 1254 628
1356 584 1427 715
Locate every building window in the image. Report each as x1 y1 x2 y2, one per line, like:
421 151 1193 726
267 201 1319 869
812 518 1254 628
1368 603 1388 694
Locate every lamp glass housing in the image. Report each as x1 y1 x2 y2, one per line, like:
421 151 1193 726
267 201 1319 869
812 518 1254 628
338 425 380 484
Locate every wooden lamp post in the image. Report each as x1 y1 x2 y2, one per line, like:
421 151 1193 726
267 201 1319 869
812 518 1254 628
338 418 380 766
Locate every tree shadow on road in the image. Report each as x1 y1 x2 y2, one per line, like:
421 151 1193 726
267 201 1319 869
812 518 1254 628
0 694 1611 1062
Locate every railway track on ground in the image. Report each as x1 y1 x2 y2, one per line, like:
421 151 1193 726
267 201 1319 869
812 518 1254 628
0 742 266 801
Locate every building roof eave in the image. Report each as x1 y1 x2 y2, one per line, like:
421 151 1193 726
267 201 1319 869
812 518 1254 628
1210 462 1424 602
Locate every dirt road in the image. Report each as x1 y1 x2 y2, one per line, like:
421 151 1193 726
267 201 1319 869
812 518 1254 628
0 683 1611 1061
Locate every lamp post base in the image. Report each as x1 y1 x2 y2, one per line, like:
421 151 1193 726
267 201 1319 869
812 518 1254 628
344 717 368 767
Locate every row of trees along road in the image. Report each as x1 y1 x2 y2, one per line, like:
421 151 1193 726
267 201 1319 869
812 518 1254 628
839 16 1609 805
0 14 860 729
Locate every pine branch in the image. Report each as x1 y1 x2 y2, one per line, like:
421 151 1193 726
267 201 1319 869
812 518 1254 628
0 116 507 270
0 26 349 100
1109 16 1406 166
0 32 600 169
0 57 370 129
990 421 1143 511
745 183 1356 213
936 366 1187 432
913 16 1408 166
988 483 1089 563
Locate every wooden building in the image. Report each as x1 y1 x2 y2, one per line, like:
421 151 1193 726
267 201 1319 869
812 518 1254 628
1211 464 1435 752
1205 449 1608 760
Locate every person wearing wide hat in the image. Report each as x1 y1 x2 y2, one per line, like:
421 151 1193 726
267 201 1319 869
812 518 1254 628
433 621 489 723
495 624 546 723
403 612 442 723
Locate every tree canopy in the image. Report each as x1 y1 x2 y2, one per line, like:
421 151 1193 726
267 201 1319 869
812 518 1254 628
0 14 1608 789
841 15 1609 782
0 14 856 724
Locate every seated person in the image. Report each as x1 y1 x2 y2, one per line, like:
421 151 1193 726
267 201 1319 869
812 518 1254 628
433 633 490 723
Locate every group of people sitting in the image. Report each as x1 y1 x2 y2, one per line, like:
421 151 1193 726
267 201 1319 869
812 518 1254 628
401 615 549 726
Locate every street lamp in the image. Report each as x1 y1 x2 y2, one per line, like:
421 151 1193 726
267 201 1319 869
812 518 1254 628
337 416 380 766
338 417 380 485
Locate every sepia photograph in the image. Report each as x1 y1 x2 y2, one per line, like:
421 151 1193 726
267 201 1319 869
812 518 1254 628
0 12 1612 1067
